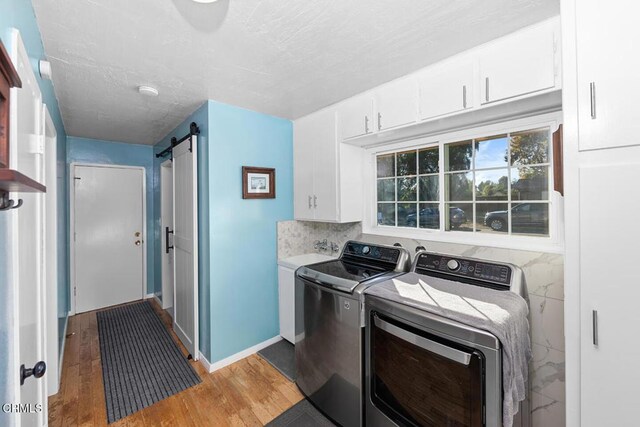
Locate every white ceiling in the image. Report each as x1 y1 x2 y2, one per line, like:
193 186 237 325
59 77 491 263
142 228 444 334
32 0 559 145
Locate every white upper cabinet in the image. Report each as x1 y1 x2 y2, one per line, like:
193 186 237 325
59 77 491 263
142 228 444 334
294 109 362 223
374 77 418 131
575 0 640 151
479 19 557 104
293 115 316 221
338 94 374 140
418 61 473 120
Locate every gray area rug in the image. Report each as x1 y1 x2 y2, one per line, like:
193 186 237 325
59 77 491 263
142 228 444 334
96 301 201 423
258 339 295 381
267 399 336 427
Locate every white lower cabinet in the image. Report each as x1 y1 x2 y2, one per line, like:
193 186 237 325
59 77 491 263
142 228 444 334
294 108 363 222
278 265 295 343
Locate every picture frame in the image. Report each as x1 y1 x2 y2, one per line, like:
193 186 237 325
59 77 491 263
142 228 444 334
242 166 275 199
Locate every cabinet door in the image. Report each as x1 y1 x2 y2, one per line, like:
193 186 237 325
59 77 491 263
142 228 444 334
278 266 295 344
374 77 418 131
479 21 556 104
580 163 640 426
311 109 338 221
293 116 317 220
418 63 473 120
576 1 640 151
338 94 374 140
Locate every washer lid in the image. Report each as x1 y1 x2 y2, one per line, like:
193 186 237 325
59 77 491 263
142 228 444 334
297 259 388 293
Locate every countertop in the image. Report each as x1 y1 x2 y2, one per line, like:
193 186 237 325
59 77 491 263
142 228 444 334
277 253 336 270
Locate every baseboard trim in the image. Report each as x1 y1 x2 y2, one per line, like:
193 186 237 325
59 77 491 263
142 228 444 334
57 315 69 390
206 336 282 373
144 292 154 300
198 351 212 372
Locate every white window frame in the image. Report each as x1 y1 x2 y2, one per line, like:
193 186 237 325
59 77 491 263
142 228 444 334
362 112 564 253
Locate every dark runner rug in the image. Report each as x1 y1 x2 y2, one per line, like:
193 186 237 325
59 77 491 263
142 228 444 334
96 301 201 423
266 399 336 427
258 339 296 381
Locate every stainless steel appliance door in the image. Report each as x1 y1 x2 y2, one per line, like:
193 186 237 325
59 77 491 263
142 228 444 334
295 277 361 427
369 312 484 426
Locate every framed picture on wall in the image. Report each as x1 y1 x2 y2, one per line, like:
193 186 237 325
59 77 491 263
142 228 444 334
242 166 275 199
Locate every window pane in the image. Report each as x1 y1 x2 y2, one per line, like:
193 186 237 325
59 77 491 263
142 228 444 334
377 154 395 178
397 203 417 227
397 151 417 176
445 140 472 171
398 177 417 201
419 175 439 201
476 203 509 234
510 128 549 166
511 203 549 236
475 135 508 169
377 203 396 226
446 172 473 201
418 147 439 174
418 203 439 229
511 167 549 201
446 203 472 232
475 169 509 201
377 178 395 202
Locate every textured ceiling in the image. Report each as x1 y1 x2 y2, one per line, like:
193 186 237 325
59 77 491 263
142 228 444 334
32 0 559 145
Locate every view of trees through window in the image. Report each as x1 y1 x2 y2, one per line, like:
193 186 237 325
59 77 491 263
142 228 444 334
376 127 551 236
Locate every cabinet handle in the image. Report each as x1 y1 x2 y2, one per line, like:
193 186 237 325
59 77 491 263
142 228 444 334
592 310 598 346
308 195 312 209
377 112 382 131
364 116 369 133
463 85 467 109
590 82 597 119
485 77 490 102
313 195 317 208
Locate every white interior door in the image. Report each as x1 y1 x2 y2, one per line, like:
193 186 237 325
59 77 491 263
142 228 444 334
161 160 174 311
73 165 144 313
172 137 199 359
10 28 47 427
43 106 59 397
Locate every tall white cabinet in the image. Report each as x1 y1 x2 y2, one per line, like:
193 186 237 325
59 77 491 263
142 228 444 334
562 1 640 426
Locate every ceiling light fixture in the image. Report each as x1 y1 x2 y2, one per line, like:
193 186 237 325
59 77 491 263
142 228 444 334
138 85 159 97
191 0 219 3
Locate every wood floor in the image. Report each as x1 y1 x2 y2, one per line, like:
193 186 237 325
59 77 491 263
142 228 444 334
48 299 304 426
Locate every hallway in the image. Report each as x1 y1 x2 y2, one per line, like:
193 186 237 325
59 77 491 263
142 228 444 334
48 300 303 426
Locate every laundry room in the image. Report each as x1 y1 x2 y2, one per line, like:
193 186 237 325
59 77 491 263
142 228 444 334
0 0 636 426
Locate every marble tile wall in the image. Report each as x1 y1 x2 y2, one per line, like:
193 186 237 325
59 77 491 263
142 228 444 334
276 221 565 426
276 220 362 259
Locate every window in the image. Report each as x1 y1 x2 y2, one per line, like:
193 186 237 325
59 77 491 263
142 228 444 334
375 127 552 237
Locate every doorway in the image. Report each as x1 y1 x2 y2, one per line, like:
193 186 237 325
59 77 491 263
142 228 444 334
70 164 146 314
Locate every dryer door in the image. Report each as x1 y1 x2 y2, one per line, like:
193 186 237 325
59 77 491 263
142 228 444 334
369 313 484 427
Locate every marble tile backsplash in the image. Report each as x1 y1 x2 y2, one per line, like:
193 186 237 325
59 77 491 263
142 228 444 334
276 220 362 259
276 222 565 426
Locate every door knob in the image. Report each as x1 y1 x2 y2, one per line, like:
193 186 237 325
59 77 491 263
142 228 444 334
20 361 46 385
135 240 141 246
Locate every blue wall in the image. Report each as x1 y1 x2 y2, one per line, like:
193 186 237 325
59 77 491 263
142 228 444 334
67 137 155 294
0 0 68 414
153 103 211 360
207 100 293 363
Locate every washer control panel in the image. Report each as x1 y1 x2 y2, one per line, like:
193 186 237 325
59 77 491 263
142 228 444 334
414 252 512 287
343 241 401 264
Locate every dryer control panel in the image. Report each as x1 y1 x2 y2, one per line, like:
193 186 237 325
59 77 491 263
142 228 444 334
414 252 512 289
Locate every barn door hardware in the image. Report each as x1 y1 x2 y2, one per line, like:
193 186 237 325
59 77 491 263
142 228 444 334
155 122 200 159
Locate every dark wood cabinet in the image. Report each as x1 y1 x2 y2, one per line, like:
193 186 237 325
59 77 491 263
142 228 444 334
0 39 46 207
